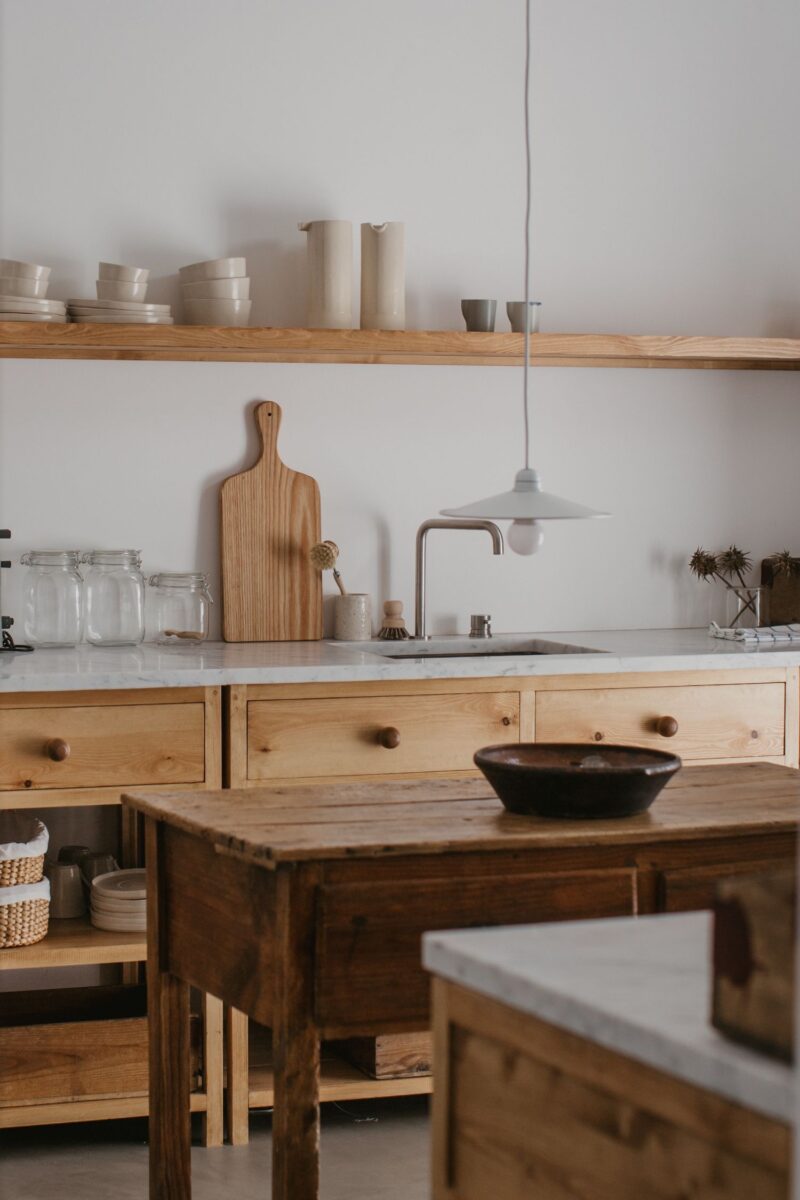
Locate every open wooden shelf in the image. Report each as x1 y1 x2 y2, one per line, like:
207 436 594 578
248 1033 432 1109
0 1090 207 1130
0 916 146 970
1 323 799 369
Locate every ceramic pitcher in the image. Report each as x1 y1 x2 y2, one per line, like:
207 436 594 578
360 222 405 330
298 219 353 328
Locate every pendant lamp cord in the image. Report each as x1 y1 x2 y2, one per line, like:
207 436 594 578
522 0 532 471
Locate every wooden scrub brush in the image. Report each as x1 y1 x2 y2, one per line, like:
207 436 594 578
309 540 347 595
378 600 410 640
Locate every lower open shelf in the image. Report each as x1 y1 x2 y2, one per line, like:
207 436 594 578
247 1030 432 1109
0 1090 207 1130
0 916 146 970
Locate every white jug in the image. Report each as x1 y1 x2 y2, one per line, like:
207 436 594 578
298 220 353 329
360 222 405 330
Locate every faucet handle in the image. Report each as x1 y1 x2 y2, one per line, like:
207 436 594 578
470 614 492 639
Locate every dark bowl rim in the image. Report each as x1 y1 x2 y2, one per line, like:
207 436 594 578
474 742 682 777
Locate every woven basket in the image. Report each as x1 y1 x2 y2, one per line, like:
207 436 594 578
0 813 48 888
0 889 49 948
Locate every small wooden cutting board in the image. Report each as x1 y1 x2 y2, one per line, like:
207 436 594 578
220 402 322 641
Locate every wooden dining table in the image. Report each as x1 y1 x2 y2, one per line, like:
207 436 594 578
123 762 800 1200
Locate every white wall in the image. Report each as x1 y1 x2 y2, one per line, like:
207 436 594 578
2 0 800 638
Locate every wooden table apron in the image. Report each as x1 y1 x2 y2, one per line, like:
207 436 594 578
134 765 800 1200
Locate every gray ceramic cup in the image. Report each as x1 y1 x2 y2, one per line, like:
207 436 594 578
45 861 86 918
507 300 542 333
58 844 91 865
461 299 497 332
80 852 119 890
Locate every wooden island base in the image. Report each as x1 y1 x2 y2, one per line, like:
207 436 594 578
432 978 790 1200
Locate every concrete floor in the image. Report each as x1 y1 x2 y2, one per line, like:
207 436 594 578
0 1097 430 1200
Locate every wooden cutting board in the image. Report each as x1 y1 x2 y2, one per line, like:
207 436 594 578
220 402 322 641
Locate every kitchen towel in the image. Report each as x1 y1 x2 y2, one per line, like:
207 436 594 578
709 622 800 642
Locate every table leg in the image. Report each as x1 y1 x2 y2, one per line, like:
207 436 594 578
272 865 321 1200
225 1006 251 1145
202 993 224 1147
146 818 192 1200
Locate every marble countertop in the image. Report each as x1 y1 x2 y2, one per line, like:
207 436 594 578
1 627 799 693
423 912 793 1122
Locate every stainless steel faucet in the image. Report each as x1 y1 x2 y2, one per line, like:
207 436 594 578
414 519 504 640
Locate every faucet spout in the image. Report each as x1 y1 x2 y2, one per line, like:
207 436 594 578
414 519 504 640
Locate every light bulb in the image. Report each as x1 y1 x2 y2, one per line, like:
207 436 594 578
508 518 544 556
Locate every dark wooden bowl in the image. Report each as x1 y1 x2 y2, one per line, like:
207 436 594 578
474 743 682 819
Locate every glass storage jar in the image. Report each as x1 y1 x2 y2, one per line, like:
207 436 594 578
81 550 145 645
148 573 212 644
20 551 83 647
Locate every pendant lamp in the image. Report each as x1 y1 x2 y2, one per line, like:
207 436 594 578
441 0 609 554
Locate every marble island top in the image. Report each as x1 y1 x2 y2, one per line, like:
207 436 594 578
1 627 799 693
423 912 794 1123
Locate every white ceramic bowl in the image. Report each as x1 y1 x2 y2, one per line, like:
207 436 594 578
96 279 148 302
0 274 49 298
0 259 51 280
98 262 150 283
181 276 250 300
183 297 252 327
179 257 247 283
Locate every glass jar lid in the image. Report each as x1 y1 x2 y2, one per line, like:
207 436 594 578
149 571 210 591
21 550 81 567
81 550 142 567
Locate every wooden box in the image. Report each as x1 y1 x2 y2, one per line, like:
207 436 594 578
712 868 795 1062
0 986 201 1106
337 1033 433 1080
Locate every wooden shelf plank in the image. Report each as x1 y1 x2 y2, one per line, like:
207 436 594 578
0 916 146 970
248 1043 432 1109
0 324 798 369
0 1091 206 1129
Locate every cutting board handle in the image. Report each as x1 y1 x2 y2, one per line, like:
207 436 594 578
255 400 282 461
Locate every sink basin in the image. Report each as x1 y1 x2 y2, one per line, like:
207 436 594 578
350 636 606 660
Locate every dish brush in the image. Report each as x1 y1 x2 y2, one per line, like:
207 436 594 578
309 540 347 595
378 600 410 640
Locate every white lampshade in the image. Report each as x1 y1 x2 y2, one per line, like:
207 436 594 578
441 468 609 521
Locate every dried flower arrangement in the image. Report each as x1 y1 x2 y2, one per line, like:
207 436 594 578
689 545 758 626
689 545 753 587
766 550 800 579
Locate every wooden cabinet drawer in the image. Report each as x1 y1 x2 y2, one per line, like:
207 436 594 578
658 859 790 913
246 691 519 781
317 868 636 1028
0 700 207 792
535 683 785 761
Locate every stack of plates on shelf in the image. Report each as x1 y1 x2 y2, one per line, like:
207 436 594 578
66 298 173 325
68 262 173 324
179 257 251 327
90 868 146 932
0 258 66 323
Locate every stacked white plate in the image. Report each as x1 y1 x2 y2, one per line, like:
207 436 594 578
90 868 146 932
179 257 251 327
68 262 173 324
0 258 66 323
67 298 173 325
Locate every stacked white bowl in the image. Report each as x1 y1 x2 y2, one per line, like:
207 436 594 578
0 258 66 323
67 263 173 325
179 257 251 326
90 868 146 932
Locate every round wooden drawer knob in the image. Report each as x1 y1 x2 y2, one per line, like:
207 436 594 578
378 727 401 750
656 716 679 738
45 738 71 762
